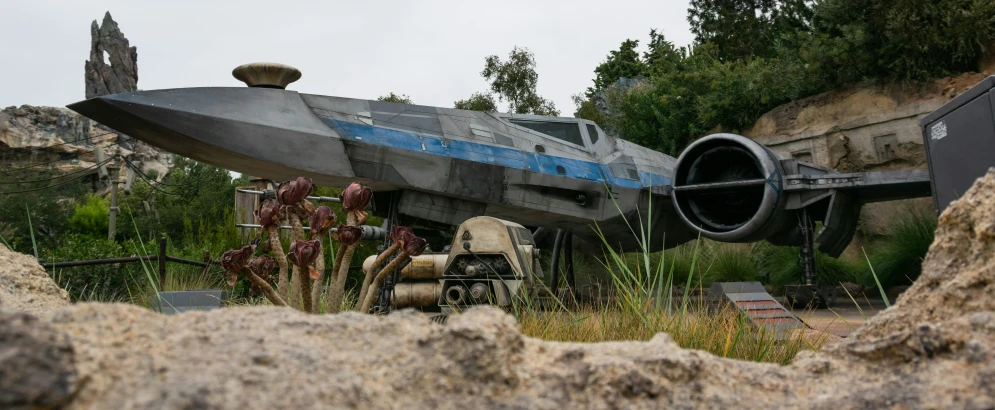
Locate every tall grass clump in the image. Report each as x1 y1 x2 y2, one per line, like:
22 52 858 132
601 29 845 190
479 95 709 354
863 204 937 288
516 196 827 364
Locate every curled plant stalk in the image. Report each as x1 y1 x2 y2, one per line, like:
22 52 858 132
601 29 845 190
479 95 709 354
288 239 322 313
288 212 307 310
255 199 289 299
359 229 428 313
309 206 336 313
326 182 373 313
275 177 313 310
311 251 325 313
356 227 410 310
222 245 287 307
328 225 362 313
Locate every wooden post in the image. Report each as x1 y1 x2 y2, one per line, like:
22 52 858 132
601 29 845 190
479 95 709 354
200 250 212 277
107 164 120 240
158 237 167 289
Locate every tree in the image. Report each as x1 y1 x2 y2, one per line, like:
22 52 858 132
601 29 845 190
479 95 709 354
481 47 559 116
687 0 812 61
643 29 687 77
453 92 498 112
376 92 413 104
589 39 647 95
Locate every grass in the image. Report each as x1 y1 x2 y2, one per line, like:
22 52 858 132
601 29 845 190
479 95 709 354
862 203 936 288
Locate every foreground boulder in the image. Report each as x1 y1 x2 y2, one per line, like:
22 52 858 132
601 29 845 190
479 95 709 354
6 171 995 408
0 245 69 317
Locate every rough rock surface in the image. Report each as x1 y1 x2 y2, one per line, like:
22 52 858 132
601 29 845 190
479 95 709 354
0 104 170 187
0 310 78 410
5 171 995 408
84 12 137 99
0 244 69 317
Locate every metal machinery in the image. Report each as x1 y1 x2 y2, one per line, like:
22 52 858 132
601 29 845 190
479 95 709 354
920 75 995 214
68 62 945 310
362 216 541 313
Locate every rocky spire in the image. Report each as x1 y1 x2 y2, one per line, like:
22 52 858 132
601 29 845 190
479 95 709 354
84 12 138 99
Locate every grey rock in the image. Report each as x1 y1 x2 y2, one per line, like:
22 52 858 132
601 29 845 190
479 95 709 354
0 309 79 410
0 244 69 318
84 12 137 100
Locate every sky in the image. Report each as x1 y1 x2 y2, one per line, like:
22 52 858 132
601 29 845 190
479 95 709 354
1 0 693 115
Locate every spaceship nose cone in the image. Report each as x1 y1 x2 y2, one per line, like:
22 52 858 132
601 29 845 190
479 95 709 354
66 87 354 182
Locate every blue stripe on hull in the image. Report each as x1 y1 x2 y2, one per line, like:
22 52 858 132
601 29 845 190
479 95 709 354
327 119 669 190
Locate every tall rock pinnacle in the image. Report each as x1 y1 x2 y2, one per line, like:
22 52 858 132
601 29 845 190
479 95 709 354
84 12 138 99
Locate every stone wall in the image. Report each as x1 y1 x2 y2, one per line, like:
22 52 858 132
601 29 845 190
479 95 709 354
742 71 993 237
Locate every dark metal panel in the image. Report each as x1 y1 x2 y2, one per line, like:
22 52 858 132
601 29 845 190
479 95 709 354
923 87 995 211
370 101 444 137
921 76 995 125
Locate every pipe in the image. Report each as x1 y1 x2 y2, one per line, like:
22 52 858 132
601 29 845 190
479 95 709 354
363 253 448 280
393 282 442 308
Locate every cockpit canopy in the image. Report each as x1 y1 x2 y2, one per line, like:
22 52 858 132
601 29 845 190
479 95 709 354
500 114 608 150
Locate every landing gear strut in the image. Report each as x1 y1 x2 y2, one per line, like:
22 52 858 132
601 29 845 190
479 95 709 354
784 208 836 309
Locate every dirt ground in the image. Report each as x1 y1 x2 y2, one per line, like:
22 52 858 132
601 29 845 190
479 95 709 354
794 297 888 338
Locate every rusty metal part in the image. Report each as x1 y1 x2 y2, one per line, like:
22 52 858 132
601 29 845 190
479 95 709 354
393 282 442 308
232 62 302 89
444 285 467 306
469 282 489 302
362 253 448 280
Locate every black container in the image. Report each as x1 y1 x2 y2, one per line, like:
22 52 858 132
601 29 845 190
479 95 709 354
921 76 995 213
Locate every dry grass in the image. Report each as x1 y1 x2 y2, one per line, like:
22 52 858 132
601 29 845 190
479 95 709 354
518 303 828 364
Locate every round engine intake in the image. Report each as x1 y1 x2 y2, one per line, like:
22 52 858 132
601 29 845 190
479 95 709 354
671 133 794 242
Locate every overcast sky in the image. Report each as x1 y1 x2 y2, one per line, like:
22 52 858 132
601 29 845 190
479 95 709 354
1 1 693 115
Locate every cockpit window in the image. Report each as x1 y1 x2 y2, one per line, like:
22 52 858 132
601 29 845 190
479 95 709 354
509 120 584 146
585 124 600 145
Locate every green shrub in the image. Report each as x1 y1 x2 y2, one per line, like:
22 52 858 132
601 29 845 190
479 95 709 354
44 234 138 301
702 243 760 285
69 195 109 237
754 242 862 288
863 205 937 288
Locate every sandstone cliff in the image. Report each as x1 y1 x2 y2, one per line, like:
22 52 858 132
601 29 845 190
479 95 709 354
0 105 170 188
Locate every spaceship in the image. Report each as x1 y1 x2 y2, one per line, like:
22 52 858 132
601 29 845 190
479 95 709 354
68 63 931 260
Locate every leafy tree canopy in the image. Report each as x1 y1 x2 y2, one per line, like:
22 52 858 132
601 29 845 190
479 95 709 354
376 92 413 104
481 47 559 116
454 92 499 112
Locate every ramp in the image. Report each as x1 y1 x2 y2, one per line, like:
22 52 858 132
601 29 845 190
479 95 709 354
707 282 805 338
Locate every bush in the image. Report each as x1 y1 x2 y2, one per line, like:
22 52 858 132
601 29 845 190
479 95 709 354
69 195 109 237
576 0 995 153
0 167 88 253
44 234 138 301
754 242 862 288
863 204 937 288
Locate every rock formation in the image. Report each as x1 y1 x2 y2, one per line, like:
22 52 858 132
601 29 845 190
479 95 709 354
84 12 137 99
743 71 994 237
0 105 170 187
4 169 995 408
0 243 69 318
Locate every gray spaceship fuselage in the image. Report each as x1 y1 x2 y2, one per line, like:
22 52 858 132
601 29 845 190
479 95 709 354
68 87 930 253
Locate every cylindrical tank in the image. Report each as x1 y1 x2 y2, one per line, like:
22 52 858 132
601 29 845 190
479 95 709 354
363 253 448 279
394 282 442 308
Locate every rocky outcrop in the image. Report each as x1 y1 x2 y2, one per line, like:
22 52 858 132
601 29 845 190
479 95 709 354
744 72 991 173
0 105 170 187
744 71 993 237
0 244 69 318
5 170 995 408
84 12 137 99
